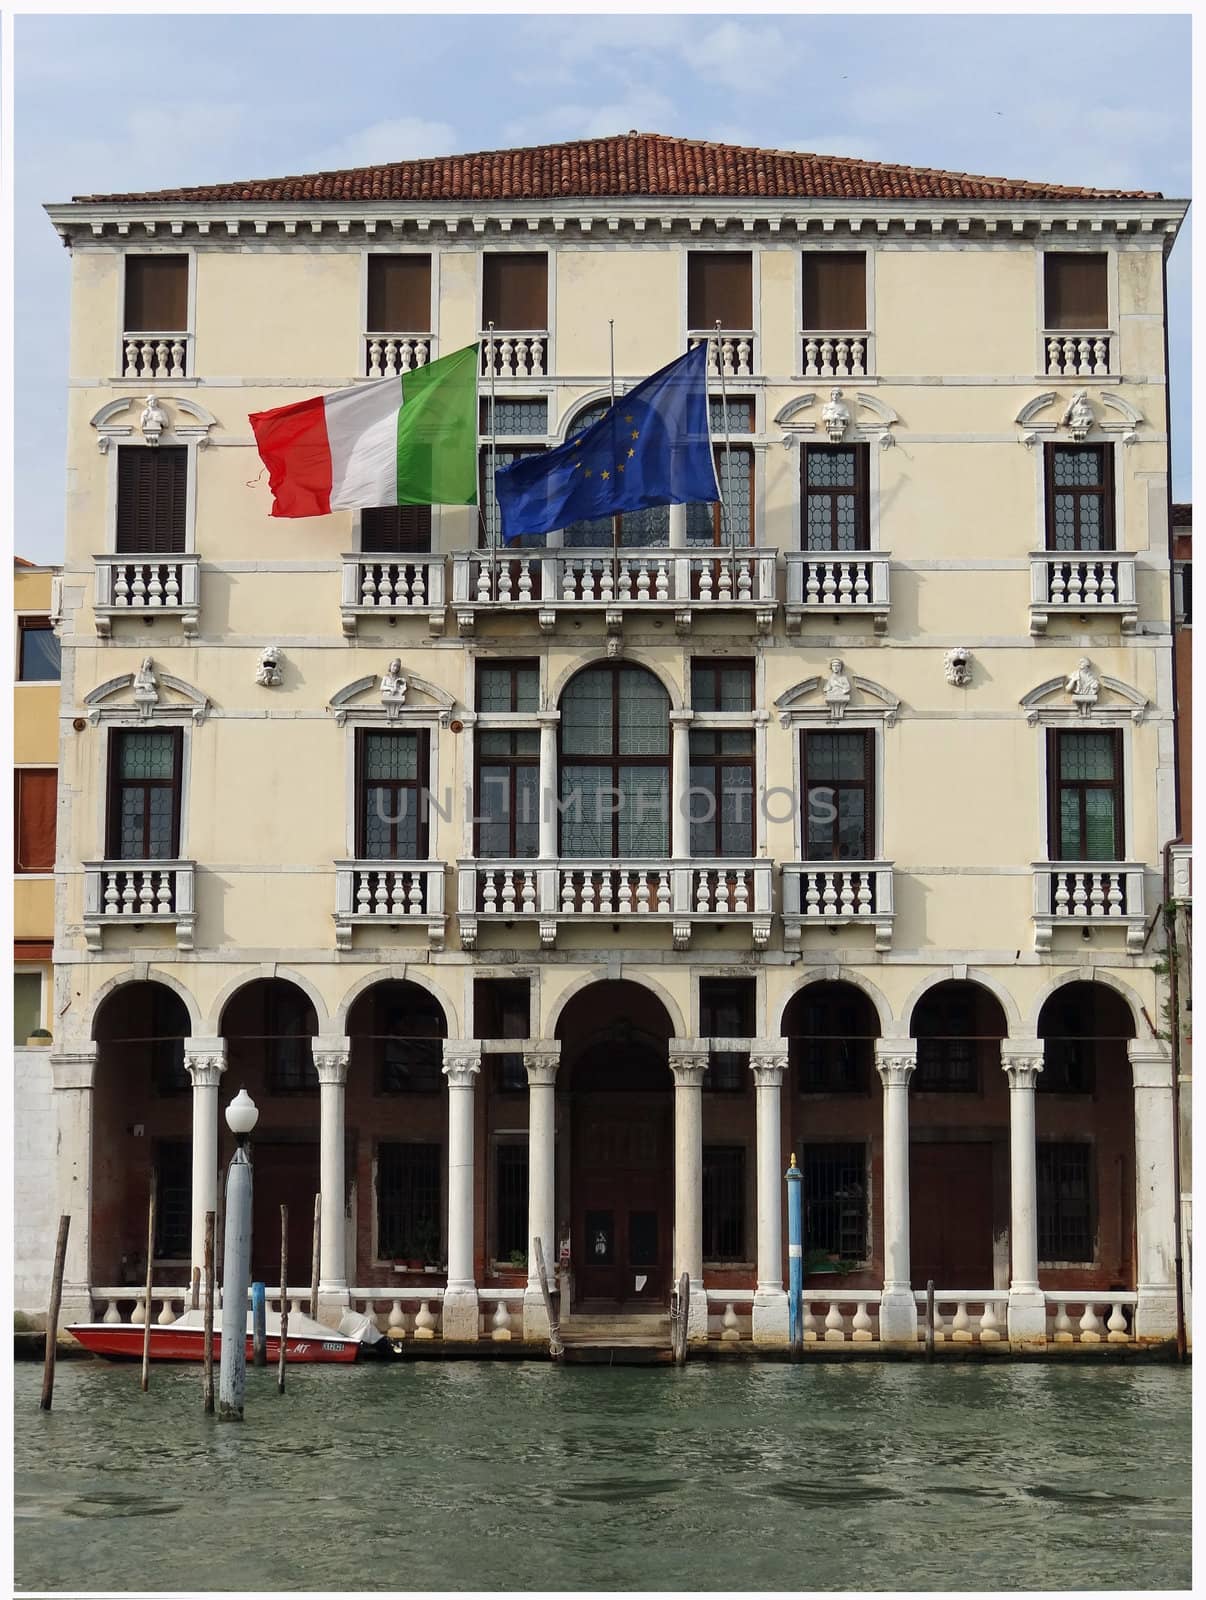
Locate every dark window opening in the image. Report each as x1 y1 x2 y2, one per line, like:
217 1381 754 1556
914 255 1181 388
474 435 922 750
1045 445 1114 553
802 729 873 861
367 254 432 331
687 253 753 330
1048 728 1124 862
377 1142 441 1262
495 1143 529 1262
482 254 548 330
912 982 1006 1093
360 505 431 553
476 979 531 1093
18 619 60 682
355 729 429 860
702 1145 746 1261
106 728 183 861
701 978 754 1091
116 446 187 555
125 255 188 332
1044 254 1108 330
1038 1142 1093 1262
803 253 866 330
790 983 876 1094
802 445 870 552
154 1141 192 1259
802 1143 868 1260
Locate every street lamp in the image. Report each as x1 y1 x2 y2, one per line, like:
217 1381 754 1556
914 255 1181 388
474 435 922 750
218 1088 258 1420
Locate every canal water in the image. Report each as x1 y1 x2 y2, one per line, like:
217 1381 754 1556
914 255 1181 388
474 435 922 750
15 1359 1190 1592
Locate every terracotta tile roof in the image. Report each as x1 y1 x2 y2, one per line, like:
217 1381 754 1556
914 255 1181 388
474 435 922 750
70 133 1163 205
13 555 34 567
1172 503 1192 526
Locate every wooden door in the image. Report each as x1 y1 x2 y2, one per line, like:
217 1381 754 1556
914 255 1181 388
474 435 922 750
909 1141 994 1288
573 1095 671 1308
249 1142 318 1285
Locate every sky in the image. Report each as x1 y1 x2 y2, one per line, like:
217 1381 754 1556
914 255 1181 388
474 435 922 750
13 10 1192 566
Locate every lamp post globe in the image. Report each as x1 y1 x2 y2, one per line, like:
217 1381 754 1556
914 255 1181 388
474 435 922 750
225 1088 259 1141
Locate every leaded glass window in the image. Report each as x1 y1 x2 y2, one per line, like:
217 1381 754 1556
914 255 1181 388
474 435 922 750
802 730 873 861
479 445 544 548
1049 729 1123 861
558 665 670 857
476 660 538 713
476 728 539 858
690 730 754 857
691 659 754 713
1046 446 1113 552
107 728 182 860
357 730 427 859
803 446 869 551
479 397 549 437
686 446 751 546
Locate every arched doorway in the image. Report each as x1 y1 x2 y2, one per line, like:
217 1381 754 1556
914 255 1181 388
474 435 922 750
92 982 192 1285
219 978 318 1283
908 980 1009 1289
346 980 448 1285
1037 982 1136 1289
557 980 673 1309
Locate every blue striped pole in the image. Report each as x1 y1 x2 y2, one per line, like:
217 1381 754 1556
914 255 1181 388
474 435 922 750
786 1153 803 1350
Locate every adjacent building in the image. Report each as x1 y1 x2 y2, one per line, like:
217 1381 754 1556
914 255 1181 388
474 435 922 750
33 134 1188 1349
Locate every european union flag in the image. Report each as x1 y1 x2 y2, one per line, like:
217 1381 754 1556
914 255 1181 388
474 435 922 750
494 343 720 543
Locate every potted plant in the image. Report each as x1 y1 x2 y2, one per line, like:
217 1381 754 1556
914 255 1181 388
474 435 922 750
508 1249 526 1270
804 1247 858 1276
414 1220 441 1270
25 1028 51 1048
396 1238 423 1271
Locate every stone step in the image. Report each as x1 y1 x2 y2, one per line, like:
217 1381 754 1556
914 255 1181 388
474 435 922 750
561 1317 670 1342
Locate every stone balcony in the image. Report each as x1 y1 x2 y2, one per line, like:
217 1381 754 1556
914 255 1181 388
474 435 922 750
93 554 200 639
1032 861 1146 952
120 331 191 381
801 330 871 379
340 554 446 636
781 861 895 951
364 333 433 378
784 552 890 632
83 860 196 952
687 329 757 378
480 331 548 380
451 548 777 636
1042 330 1114 379
333 860 447 951
456 859 773 950
1028 551 1137 635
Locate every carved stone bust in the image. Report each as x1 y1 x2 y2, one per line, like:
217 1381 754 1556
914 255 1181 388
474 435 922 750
944 646 972 688
824 657 851 713
822 386 851 442
255 645 282 688
140 394 169 446
380 658 408 709
1066 655 1100 711
1061 388 1095 441
133 656 159 714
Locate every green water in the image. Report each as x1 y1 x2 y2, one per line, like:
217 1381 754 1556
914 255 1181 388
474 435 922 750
14 1359 1190 1592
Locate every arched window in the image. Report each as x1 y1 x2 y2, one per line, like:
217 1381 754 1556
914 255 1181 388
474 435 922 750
911 980 1006 1093
559 664 670 857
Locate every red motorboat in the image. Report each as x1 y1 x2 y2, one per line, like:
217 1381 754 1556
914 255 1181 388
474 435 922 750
67 1307 362 1364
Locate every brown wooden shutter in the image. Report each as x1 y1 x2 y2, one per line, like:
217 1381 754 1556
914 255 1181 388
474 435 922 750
862 729 876 860
15 770 57 873
1044 254 1108 329
367 255 432 330
124 256 189 332
803 253 867 329
116 446 187 553
687 253 753 329
361 505 432 552
482 255 548 329
1047 728 1062 859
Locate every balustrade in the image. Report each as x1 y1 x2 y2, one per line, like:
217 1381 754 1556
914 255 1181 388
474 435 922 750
785 552 890 630
364 335 432 378
480 333 547 380
334 862 446 951
687 331 756 378
1043 332 1113 378
801 331 870 379
1047 1294 1135 1344
1033 863 1146 952
83 861 195 952
121 333 189 380
340 554 446 635
94 554 200 638
782 862 894 951
918 1293 1010 1344
1029 552 1137 634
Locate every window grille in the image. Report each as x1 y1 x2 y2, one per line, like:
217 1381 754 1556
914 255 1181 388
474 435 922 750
154 1140 192 1258
1048 729 1123 862
377 1142 442 1261
802 446 869 552
480 397 549 437
495 1142 529 1261
1045 445 1114 553
702 1145 746 1261
1037 1142 1093 1262
802 1142 868 1259
107 728 183 861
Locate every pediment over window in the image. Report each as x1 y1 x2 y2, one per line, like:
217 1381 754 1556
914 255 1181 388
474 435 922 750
330 663 457 727
774 390 899 448
775 664 900 727
90 394 218 453
1021 659 1148 725
83 660 209 725
1015 389 1144 448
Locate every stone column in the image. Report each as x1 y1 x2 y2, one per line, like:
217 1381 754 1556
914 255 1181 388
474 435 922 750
50 1047 97 1326
312 1036 351 1322
668 503 687 548
668 1043 709 1341
750 1045 790 1345
669 711 693 860
875 1042 918 1345
1001 1039 1046 1346
442 1047 482 1341
537 712 559 861
1130 1039 1179 1341
522 1042 561 1342
183 1037 227 1286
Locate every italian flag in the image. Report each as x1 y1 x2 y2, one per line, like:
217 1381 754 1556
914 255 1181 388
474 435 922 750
249 343 478 518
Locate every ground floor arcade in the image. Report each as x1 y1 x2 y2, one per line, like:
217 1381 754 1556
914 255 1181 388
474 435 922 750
46 963 1180 1349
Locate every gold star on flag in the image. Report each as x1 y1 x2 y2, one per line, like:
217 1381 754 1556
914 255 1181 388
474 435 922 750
624 414 634 423
571 460 582 470
630 429 639 439
617 463 625 472
584 469 592 477
627 448 635 458
601 470 610 480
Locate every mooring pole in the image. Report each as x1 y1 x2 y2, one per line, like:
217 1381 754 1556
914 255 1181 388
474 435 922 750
925 1279 936 1361
39 1214 70 1412
140 1183 156 1392
533 1237 563 1359
252 1282 267 1367
786 1153 803 1355
202 1210 215 1414
218 1089 259 1422
277 1204 288 1394
309 1193 321 1321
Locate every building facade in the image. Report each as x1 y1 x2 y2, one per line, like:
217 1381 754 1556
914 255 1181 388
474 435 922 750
37 134 1188 1348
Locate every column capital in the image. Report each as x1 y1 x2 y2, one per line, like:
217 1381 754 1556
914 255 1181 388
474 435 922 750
50 1047 98 1091
536 709 560 727
524 1046 561 1087
668 1047 708 1088
1128 1038 1174 1089
312 1035 351 1086
668 709 695 726
186 1052 228 1089
874 1041 916 1087
443 1048 482 1088
750 1053 789 1087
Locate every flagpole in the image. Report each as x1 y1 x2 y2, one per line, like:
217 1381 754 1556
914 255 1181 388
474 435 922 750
609 318 618 585
714 319 735 570
488 319 498 590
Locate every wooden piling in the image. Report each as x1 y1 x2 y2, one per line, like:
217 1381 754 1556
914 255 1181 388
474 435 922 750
277 1204 288 1394
190 1265 200 1313
39 1214 70 1412
140 1185 156 1391
202 1210 215 1414
533 1237 563 1359
309 1193 321 1320
925 1279 936 1360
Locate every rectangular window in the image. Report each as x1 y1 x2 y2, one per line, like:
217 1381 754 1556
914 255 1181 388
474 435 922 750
378 1035 443 1095
106 728 183 860
476 979 530 1092
367 254 431 331
476 729 539 858
377 1142 442 1262
1037 1142 1093 1262
495 1143 529 1262
802 730 873 861
691 659 754 713
797 991 872 1094
476 659 539 713
689 730 754 858
360 505 431 553
1045 445 1114 553
18 620 61 682
14 972 41 1045
1044 254 1108 330
803 253 866 330
701 978 754 1092
482 254 548 330
479 445 544 548
687 253 752 330
479 397 549 438
124 255 189 332
1048 729 1124 861
686 446 754 546
702 1146 746 1261
15 770 56 873
116 445 188 555
802 446 869 551
1038 1040 1095 1094
356 730 429 860
802 1143 868 1260
154 1140 192 1259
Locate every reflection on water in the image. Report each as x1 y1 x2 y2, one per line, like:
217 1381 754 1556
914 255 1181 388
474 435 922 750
15 1360 1190 1592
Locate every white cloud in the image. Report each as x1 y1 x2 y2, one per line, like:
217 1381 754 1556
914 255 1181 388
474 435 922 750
503 91 679 148
310 117 460 172
681 22 793 94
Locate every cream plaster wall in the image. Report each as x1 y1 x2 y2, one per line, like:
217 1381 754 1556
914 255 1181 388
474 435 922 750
196 252 361 378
